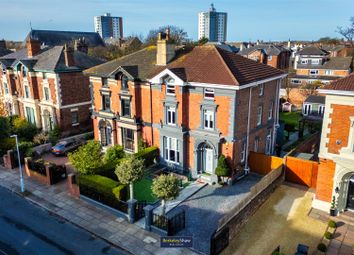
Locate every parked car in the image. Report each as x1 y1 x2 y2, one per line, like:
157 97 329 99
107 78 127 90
51 140 82 156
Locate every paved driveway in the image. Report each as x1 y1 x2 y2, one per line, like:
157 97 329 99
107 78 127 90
221 184 327 255
175 173 262 254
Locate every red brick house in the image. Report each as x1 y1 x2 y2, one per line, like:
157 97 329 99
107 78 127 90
85 31 287 182
238 44 291 70
0 34 104 135
313 74 354 212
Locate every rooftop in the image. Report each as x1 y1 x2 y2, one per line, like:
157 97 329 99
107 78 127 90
322 73 354 92
297 46 329 56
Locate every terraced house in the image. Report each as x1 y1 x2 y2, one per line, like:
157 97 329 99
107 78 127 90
86 31 287 182
313 73 354 213
292 46 353 85
0 31 104 135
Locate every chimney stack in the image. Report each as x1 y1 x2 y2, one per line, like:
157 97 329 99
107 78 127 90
64 44 75 67
74 37 88 54
240 43 244 51
0 39 6 49
156 28 175 66
27 37 41 58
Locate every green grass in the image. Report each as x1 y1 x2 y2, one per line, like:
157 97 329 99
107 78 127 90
279 112 302 127
133 177 157 203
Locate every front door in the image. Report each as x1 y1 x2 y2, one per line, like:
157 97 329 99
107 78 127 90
347 176 354 210
205 148 213 174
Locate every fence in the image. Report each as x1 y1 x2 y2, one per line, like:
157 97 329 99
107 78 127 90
135 201 147 220
285 156 319 188
152 210 185 236
248 151 283 175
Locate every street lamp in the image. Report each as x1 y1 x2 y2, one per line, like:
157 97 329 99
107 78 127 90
10 134 25 193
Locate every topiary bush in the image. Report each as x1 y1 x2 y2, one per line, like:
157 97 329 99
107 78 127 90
317 243 327 252
48 125 61 145
215 155 231 181
324 231 332 240
68 140 103 175
328 220 337 228
134 146 159 167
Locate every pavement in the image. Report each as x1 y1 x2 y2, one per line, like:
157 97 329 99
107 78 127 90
0 186 127 255
0 166 198 255
310 208 354 255
176 173 263 255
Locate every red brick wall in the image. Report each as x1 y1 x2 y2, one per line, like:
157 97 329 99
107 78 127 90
327 104 354 154
59 72 90 106
315 158 336 202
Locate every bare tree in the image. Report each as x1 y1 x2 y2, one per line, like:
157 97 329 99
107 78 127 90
145 25 188 45
337 17 354 46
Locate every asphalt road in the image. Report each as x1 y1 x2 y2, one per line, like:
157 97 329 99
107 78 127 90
0 186 129 255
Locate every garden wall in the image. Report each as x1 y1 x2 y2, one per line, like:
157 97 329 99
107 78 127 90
211 166 284 255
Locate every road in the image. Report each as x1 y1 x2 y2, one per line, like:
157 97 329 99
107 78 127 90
0 186 129 255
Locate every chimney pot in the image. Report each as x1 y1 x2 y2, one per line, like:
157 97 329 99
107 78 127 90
64 44 75 67
27 37 41 58
156 30 175 66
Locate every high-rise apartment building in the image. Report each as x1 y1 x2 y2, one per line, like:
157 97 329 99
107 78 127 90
198 4 227 42
94 13 123 39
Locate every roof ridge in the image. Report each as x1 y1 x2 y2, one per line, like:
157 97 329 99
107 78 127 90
214 46 239 85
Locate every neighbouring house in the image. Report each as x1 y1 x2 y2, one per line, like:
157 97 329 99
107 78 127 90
291 46 353 86
85 30 287 183
0 40 12 57
282 101 293 112
302 95 325 120
238 44 291 70
0 33 104 135
312 73 354 213
321 44 354 58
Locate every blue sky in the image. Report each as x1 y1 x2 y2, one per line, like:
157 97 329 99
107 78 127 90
0 0 353 42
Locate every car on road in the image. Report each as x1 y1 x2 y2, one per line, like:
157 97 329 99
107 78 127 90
51 140 83 156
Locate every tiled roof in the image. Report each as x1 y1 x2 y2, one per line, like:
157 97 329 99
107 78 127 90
238 44 290 56
297 46 329 56
297 57 353 70
26 29 105 47
85 45 285 86
84 46 160 80
304 95 325 104
164 45 285 86
323 73 354 91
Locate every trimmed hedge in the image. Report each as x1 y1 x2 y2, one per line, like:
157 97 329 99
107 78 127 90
134 146 159 167
79 174 127 201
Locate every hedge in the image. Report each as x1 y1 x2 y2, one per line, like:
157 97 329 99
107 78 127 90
79 174 127 201
134 146 159 167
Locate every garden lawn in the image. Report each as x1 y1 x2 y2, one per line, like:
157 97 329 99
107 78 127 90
280 111 302 127
133 177 157 203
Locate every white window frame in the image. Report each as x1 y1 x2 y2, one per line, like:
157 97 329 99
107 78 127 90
204 88 215 99
71 110 79 126
164 137 179 164
311 59 320 65
291 79 301 84
3 81 9 94
318 105 325 116
204 109 214 130
24 85 30 99
265 129 272 155
166 84 176 95
43 86 50 101
268 55 273 61
259 83 264 96
257 106 263 126
166 106 176 125
268 101 274 120
241 141 246 163
300 59 308 64
303 104 312 116
325 70 333 75
254 139 259 152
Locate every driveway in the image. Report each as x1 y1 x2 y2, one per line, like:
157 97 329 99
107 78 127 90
221 184 327 255
174 173 263 254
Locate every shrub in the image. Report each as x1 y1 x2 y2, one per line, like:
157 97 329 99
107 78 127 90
18 141 35 157
0 116 10 139
324 231 332 240
68 140 103 175
328 220 337 228
12 117 37 141
33 132 49 145
215 155 231 177
138 138 148 152
79 174 127 200
48 125 61 145
134 146 159 167
317 243 327 252
103 145 125 167
0 137 16 156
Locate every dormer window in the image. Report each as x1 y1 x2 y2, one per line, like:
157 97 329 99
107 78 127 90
22 67 27 77
204 88 214 99
122 75 128 90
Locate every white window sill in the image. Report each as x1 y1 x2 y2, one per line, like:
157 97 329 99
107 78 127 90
72 123 80 127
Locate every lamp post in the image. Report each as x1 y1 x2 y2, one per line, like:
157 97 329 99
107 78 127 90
10 134 25 193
